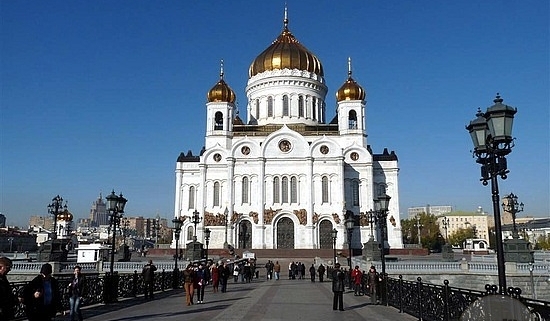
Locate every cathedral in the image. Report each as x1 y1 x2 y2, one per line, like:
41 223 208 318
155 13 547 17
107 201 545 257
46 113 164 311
174 12 403 252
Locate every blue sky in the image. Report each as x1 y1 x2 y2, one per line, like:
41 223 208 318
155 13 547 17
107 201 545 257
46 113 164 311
1 1 548 228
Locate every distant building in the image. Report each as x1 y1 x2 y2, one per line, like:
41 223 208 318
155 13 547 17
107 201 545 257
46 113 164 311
0 213 6 228
408 205 453 219
29 215 54 230
89 193 108 227
437 209 491 245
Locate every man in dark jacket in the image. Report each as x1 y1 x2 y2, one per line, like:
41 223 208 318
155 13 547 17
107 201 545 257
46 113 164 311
331 263 345 311
142 260 157 300
0 257 16 320
68 265 86 321
21 263 62 321
317 264 325 282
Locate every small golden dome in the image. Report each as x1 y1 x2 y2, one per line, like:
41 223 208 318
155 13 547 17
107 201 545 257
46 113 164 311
207 60 236 103
57 209 73 221
249 12 323 78
336 58 365 102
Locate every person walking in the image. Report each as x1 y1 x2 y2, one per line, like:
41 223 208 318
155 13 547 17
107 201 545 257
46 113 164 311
142 260 157 300
67 265 86 321
331 263 345 311
210 263 220 293
20 263 62 321
317 264 325 282
182 264 195 306
366 265 380 305
220 262 230 293
351 265 363 296
273 261 281 280
309 264 316 282
0 257 16 320
195 264 206 304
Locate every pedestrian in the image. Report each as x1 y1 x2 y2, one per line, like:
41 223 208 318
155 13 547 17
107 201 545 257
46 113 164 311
220 262 230 293
20 263 63 321
0 257 16 320
309 264 316 282
366 265 380 305
351 265 363 296
210 263 220 293
195 264 206 304
243 261 251 283
142 259 157 300
317 264 325 282
331 263 345 311
67 265 86 321
233 264 240 283
288 262 293 279
273 261 281 280
182 264 195 306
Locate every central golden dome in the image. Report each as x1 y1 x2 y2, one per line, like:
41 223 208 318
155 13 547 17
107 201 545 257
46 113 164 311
249 16 323 78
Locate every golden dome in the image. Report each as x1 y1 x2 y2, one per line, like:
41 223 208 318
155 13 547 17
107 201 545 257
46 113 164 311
57 209 73 221
207 60 236 103
336 58 365 102
248 13 323 78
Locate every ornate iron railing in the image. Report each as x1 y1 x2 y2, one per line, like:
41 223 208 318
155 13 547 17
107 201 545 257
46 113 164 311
10 269 182 320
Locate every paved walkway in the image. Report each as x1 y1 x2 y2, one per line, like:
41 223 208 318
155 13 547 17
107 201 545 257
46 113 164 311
80 277 417 321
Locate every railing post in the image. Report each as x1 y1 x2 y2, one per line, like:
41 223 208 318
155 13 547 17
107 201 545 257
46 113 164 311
443 279 450 321
161 269 165 292
399 275 403 313
417 277 423 321
132 270 138 297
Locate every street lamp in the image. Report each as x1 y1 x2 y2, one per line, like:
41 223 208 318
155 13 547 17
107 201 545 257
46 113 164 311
415 216 423 246
502 192 524 239
105 190 127 303
47 195 67 240
466 93 517 294
345 213 354 289
223 207 229 248
442 217 450 242
331 228 338 265
172 217 183 289
374 194 391 305
191 210 202 241
204 228 211 263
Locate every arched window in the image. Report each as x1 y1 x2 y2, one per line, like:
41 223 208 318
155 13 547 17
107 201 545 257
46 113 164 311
273 177 280 203
214 111 223 130
352 181 359 206
213 182 220 207
298 96 304 117
188 186 195 209
242 177 249 204
282 95 289 116
290 176 298 203
321 176 329 203
312 97 317 119
348 110 358 129
255 99 260 119
267 97 273 117
378 184 386 197
321 101 326 123
282 176 289 203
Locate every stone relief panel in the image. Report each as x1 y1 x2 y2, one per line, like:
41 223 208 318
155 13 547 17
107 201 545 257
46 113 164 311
332 213 341 224
312 212 319 224
293 209 307 225
263 207 281 224
249 211 259 224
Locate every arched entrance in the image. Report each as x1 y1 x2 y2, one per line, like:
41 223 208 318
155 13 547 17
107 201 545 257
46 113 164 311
276 217 294 249
319 220 334 249
238 220 252 249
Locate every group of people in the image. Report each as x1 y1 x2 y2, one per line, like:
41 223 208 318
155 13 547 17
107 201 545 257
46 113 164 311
0 257 86 321
331 264 381 311
182 260 234 306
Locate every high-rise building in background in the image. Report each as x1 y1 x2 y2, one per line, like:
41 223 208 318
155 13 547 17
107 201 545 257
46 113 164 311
89 193 108 227
0 213 6 228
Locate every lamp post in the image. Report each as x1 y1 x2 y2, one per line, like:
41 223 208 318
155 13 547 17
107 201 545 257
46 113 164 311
528 262 535 299
191 210 202 242
105 190 127 303
223 207 229 248
374 194 391 305
204 228 211 263
466 93 517 294
47 195 66 240
415 216 423 246
331 228 338 265
442 217 450 242
172 217 183 289
345 214 354 289
502 192 524 239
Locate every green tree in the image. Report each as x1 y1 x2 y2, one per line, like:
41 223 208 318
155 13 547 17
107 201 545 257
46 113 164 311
400 212 442 251
536 235 550 250
448 228 475 248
